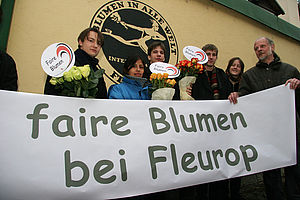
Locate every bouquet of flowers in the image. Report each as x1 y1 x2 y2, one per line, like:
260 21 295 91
149 73 176 100
175 58 204 100
49 65 104 98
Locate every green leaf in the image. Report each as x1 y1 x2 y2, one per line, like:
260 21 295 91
81 80 89 90
75 84 81 97
94 69 104 78
62 81 74 90
82 89 88 98
88 83 98 90
89 88 98 97
89 78 99 84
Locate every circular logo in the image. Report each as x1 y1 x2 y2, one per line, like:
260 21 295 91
149 62 180 78
183 46 208 64
90 0 178 84
41 43 75 77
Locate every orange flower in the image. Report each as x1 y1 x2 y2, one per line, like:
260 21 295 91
169 79 176 86
176 57 204 77
157 73 162 80
166 79 176 87
191 58 198 64
150 73 176 91
178 60 188 67
150 73 157 81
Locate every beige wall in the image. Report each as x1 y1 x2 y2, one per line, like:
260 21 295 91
278 0 300 28
7 0 300 94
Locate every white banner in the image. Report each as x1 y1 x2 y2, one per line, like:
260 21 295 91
0 85 297 200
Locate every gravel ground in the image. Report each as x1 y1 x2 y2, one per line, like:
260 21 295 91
240 173 267 200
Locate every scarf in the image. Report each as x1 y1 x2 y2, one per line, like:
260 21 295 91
206 67 219 100
125 75 149 87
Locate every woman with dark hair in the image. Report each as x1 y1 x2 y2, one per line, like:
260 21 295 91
226 57 245 200
225 57 245 92
108 55 150 99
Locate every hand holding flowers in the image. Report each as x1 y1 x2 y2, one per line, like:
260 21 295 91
176 58 204 78
175 58 204 100
149 73 176 100
150 73 176 90
49 65 104 98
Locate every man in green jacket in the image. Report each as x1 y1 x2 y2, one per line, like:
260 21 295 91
229 37 300 200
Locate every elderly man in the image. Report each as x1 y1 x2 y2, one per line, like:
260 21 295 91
229 37 300 200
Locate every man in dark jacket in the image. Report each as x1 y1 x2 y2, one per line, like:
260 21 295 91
44 27 107 99
192 44 231 101
181 44 232 200
229 37 300 200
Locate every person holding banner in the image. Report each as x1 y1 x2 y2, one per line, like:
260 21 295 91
44 27 107 99
108 55 169 200
190 44 232 101
225 57 245 200
228 37 300 200
108 55 150 100
183 44 232 200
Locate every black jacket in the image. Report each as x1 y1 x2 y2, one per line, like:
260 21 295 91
239 53 300 114
44 48 107 99
0 50 18 91
191 67 232 100
239 53 299 96
239 53 300 149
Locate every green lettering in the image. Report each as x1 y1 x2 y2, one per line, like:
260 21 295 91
79 108 86 136
26 103 49 139
119 149 127 181
169 107 180 132
111 116 130 136
52 115 75 137
181 152 197 173
148 145 167 179
225 148 240 166
197 151 213 170
230 112 247 129
217 114 230 130
240 145 258 171
64 150 89 187
196 113 217 132
212 149 223 169
149 107 170 135
170 144 179 175
180 114 197 132
91 116 108 137
94 160 116 184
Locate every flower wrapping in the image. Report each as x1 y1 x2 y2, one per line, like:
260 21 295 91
49 65 104 98
149 73 176 100
151 87 175 100
176 58 204 100
179 76 196 100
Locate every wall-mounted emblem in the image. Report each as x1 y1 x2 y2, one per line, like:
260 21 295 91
90 0 178 84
